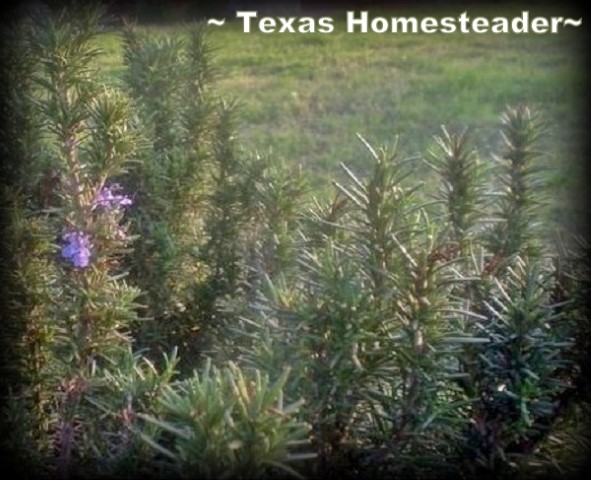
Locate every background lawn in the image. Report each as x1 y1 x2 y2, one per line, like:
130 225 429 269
94 2 587 231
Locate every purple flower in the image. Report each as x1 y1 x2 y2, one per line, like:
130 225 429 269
95 184 133 211
61 231 92 268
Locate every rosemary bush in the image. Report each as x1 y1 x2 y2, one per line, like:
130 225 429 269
225 118 587 477
1 4 309 478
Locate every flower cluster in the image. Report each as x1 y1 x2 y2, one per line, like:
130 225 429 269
61 184 133 268
94 184 133 210
61 231 92 268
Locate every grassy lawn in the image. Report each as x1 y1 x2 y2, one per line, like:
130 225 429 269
94 3 586 229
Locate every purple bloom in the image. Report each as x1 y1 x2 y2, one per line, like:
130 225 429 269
61 231 92 268
95 184 133 210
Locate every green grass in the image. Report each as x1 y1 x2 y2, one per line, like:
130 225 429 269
93 3 586 229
